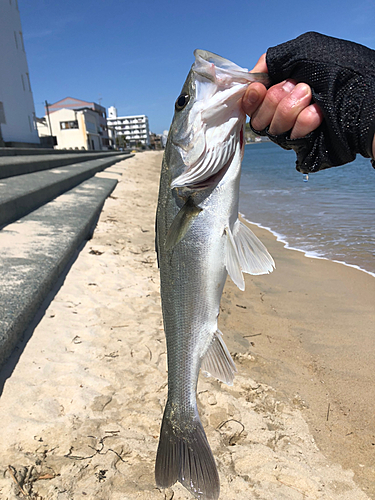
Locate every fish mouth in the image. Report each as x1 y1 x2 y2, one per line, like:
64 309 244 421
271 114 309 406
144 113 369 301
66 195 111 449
193 49 271 87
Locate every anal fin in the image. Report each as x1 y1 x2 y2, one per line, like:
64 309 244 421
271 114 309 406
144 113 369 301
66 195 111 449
201 330 237 385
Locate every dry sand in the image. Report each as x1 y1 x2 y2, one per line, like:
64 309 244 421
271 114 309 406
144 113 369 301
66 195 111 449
0 150 374 499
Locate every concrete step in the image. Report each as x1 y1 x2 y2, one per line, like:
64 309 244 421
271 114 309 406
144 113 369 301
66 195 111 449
0 174 119 367
0 154 132 228
0 147 131 156
0 151 129 179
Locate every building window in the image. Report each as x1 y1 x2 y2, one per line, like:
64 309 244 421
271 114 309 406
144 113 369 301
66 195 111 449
26 73 31 91
21 74 25 91
86 121 97 133
14 31 18 49
0 102 6 124
60 121 79 130
28 115 32 132
19 31 25 51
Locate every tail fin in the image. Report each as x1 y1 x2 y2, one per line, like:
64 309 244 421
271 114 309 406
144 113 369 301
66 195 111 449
155 400 220 500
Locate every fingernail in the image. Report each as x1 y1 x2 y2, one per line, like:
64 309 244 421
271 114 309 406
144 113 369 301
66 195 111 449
290 83 309 99
245 87 260 105
282 80 296 93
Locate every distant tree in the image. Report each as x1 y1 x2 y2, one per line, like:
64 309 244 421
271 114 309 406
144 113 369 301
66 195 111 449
116 135 127 148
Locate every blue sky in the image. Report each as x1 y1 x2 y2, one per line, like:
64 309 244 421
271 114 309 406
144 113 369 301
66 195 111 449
19 0 375 135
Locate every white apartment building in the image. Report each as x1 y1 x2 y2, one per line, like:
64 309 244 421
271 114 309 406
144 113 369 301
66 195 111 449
0 0 39 145
107 106 150 147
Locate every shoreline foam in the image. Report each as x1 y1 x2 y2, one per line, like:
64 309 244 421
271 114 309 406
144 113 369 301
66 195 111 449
240 214 375 278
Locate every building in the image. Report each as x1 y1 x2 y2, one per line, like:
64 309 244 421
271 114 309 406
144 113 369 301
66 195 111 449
37 97 113 150
149 132 163 150
0 0 39 146
107 106 150 148
161 130 169 148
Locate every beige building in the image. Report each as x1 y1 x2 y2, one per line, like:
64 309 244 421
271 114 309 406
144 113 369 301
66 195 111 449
37 97 113 150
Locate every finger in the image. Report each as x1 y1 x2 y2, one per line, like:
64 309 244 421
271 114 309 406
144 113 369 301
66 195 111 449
290 103 323 139
251 79 296 131
250 53 267 74
242 82 267 117
242 54 268 117
268 83 312 136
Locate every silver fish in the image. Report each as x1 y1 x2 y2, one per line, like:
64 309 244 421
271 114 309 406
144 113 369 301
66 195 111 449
155 50 275 500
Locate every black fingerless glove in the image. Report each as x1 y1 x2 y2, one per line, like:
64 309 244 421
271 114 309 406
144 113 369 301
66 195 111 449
265 32 375 173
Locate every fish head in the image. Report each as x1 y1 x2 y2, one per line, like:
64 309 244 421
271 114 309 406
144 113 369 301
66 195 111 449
166 50 269 191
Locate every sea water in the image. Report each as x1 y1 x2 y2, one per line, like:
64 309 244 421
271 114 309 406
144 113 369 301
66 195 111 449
239 142 375 277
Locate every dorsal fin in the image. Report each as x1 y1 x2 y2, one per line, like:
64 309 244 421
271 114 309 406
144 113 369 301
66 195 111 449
224 225 245 291
233 220 275 275
224 220 275 291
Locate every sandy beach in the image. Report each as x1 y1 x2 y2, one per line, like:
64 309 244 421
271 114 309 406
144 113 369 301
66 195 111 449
0 150 374 499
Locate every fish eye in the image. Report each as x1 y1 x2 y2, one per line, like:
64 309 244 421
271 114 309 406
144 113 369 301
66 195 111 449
175 94 190 111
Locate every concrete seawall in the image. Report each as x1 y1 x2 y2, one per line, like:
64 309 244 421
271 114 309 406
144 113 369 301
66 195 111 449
0 150 134 368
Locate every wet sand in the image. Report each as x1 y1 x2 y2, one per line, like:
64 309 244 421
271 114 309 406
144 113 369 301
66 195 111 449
221 221 375 496
0 150 374 499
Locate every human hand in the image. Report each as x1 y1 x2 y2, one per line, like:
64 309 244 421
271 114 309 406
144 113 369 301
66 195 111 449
242 33 375 173
242 54 323 140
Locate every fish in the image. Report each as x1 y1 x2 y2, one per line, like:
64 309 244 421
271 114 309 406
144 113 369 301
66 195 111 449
155 49 275 500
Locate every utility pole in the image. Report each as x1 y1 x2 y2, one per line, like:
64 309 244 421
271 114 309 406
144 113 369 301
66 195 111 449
45 100 53 136
0 123 4 147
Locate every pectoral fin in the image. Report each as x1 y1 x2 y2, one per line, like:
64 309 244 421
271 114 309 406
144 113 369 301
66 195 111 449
201 330 237 385
165 197 202 251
